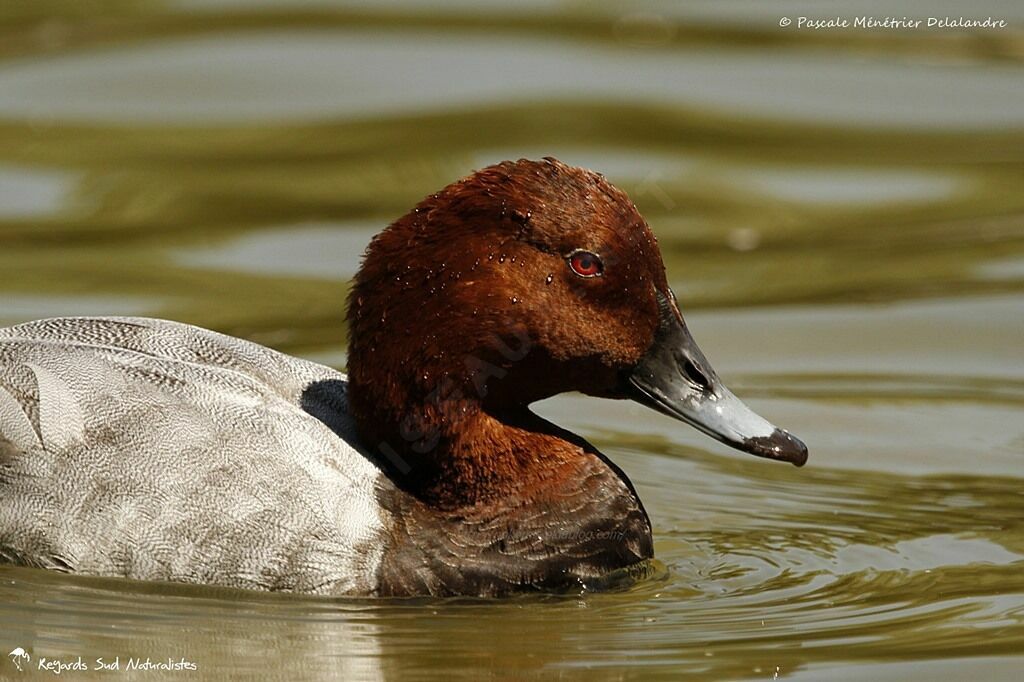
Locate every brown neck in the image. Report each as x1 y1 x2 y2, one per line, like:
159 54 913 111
344 376 656 596
348 372 587 508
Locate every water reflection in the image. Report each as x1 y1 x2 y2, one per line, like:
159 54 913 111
0 164 74 218
0 293 160 326
1 30 1022 126
176 222 377 280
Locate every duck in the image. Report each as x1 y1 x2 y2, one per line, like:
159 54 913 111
0 158 806 597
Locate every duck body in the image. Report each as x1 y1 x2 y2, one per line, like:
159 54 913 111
0 316 386 594
0 316 650 596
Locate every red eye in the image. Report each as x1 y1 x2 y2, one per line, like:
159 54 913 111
568 250 603 278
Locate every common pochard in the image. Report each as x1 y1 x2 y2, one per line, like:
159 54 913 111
0 158 806 597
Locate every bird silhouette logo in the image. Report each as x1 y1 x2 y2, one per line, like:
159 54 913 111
8 647 30 672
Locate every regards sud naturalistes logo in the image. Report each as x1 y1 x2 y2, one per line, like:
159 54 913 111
8 648 198 674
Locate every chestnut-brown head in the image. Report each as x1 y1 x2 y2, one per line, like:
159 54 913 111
348 158 662 408
346 158 806 500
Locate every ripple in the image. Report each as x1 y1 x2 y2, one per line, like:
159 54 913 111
0 165 75 218
1 31 1022 127
175 221 377 280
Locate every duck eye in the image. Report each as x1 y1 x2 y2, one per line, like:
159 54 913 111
567 250 603 278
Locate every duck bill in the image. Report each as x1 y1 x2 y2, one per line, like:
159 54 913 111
623 289 808 467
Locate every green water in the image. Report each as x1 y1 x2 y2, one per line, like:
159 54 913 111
1 1 1023 679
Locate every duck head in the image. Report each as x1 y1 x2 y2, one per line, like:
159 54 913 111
347 158 806 505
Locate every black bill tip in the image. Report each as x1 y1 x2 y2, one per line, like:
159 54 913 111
745 429 809 467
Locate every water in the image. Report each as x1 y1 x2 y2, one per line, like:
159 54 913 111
1 1 1022 679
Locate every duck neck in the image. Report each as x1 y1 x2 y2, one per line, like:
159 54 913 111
349 372 587 508
346 354 655 596
349 388 657 596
